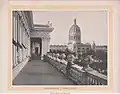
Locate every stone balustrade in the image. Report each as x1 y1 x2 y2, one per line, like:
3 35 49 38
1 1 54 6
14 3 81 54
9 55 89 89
44 55 107 85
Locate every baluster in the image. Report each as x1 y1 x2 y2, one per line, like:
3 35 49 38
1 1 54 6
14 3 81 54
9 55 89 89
76 71 78 79
90 77 92 85
74 71 77 79
97 81 100 85
89 76 91 85
87 76 90 85
70 70 72 76
101 83 104 85
80 72 82 84
64 68 66 74
91 77 94 85
95 79 97 85
79 72 81 79
97 80 99 85
92 78 95 85
88 76 90 85
79 73 81 81
100 82 102 85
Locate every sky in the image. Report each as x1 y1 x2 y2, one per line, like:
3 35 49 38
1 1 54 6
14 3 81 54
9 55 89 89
33 11 108 45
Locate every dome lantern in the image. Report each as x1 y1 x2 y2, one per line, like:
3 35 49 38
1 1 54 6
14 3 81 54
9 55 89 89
74 18 76 25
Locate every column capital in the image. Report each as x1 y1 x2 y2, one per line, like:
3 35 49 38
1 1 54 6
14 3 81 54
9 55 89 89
41 36 50 41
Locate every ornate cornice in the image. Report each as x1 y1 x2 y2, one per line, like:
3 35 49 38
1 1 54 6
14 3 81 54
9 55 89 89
30 31 50 39
32 24 54 32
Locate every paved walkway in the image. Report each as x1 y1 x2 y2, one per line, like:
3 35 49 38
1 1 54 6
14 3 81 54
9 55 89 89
13 60 75 85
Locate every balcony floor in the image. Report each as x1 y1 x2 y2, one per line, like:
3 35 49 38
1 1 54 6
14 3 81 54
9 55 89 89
13 60 75 85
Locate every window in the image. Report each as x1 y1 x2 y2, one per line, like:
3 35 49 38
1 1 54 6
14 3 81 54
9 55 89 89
87 48 89 50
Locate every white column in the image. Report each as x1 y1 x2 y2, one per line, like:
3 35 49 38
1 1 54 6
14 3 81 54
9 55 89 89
15 15 18 65
44 38 49 55
28 38 30 57
13 15 16 67
41 37 45 57
32 42 35 54
41 37 49 60
47 39 50 52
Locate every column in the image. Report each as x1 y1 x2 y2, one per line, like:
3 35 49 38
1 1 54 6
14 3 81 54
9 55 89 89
17 13 21 63
28 37 30 57
21 24 24 61
45 38 48 54
19 21 22 62
15 13 18 66
41 37 45 57
13 13 16 67
32 42 34 54
47 38 50 52
41 37 48 60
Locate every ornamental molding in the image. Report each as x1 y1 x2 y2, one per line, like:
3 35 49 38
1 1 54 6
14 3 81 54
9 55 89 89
30 31 50 39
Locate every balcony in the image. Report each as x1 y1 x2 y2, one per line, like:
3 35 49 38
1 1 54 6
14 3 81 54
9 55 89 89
44 54 107 85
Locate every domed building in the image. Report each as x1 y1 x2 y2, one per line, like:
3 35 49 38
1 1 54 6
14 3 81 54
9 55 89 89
69 18 81 44
68 18 91 55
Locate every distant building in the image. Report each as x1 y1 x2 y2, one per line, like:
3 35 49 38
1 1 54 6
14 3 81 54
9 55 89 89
68 18 91 55
96 45 107 52
91 42 107 52
75 43 91 55
50 45 68 52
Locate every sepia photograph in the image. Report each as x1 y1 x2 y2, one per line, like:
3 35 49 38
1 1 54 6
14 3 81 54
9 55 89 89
12 10 108 85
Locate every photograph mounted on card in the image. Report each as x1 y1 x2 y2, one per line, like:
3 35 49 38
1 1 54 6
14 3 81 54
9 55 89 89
8 2 113 92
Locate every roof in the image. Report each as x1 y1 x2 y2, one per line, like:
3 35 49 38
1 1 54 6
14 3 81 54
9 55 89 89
69 24 81 33
75 43 91 47
34 24 49 28
69 19 81 34
50 45 68 47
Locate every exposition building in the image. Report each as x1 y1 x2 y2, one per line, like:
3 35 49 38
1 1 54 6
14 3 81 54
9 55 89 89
12 11 54 80
49 19 92 55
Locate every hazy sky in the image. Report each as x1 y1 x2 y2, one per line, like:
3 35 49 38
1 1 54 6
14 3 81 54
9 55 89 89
33 11 107 45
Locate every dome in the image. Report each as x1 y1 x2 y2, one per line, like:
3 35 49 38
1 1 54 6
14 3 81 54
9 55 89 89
69 19 81 35
69 24 81 34
69 18 81 43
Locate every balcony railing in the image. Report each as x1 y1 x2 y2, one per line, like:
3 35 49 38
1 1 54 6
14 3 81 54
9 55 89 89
44 55 107 85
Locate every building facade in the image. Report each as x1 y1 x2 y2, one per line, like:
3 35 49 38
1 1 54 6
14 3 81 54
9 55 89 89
12 11 54 80
50 45 68 52
31 24 54 59
96 45 107 52
12 11 32 80
91 42 107 52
